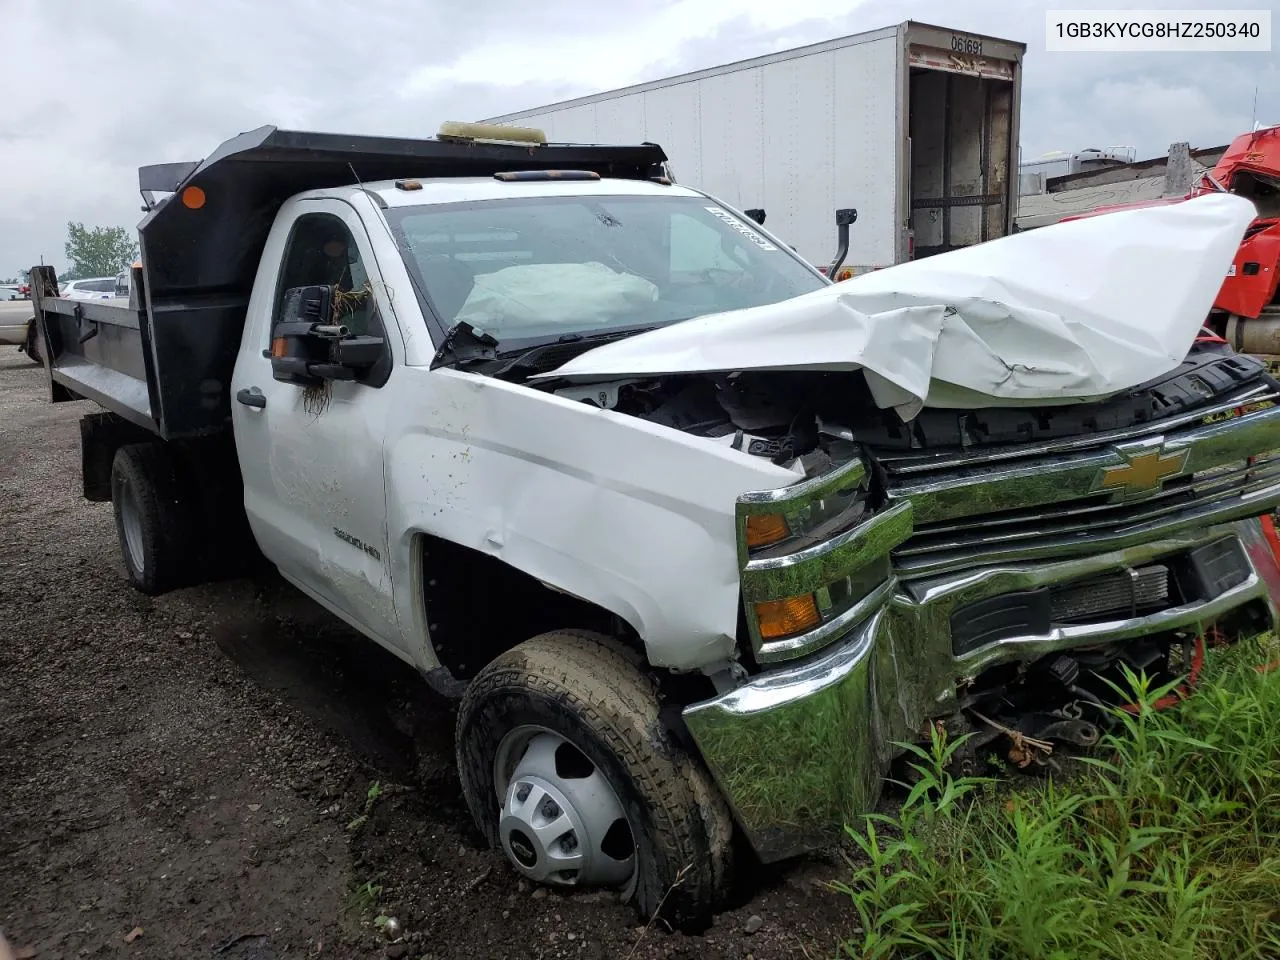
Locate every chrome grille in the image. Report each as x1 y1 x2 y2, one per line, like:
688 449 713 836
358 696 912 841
883 390 1280 577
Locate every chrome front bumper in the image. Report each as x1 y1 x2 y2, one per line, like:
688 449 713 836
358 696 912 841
683 520 1280 863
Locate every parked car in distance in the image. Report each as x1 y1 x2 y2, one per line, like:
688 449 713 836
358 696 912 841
0 301 33 345
114 261 143 303
1 284 24 300
61 277 118 300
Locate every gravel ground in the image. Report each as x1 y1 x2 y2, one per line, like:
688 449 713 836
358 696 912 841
0 349 853 960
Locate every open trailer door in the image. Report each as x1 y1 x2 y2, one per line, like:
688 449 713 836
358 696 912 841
901 23 1024 260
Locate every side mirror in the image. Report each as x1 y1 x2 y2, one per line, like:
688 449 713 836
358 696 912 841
268 285 385 385
744 208 766 226
826 208 858 279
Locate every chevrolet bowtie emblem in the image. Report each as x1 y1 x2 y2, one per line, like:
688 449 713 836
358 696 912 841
1098 442 1190 498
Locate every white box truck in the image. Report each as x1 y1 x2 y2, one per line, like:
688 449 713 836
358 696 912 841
486 20 1025 275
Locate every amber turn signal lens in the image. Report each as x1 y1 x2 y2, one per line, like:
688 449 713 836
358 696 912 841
745 512 789 548
270 338 288 358
754 594 822 640
181 185 206 209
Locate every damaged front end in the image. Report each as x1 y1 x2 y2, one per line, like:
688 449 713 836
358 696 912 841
677 349 1280 863
453 191 1280 863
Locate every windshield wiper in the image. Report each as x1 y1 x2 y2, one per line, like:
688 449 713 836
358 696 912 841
431 321 500 369
487 325 659 380
433 321 660 376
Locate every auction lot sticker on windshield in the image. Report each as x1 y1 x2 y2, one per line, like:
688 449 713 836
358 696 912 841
705 207 777 251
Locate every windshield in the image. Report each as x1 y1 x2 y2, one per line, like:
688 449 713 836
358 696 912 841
385 194 826 346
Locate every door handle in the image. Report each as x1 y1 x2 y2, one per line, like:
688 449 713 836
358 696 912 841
236 387 266 409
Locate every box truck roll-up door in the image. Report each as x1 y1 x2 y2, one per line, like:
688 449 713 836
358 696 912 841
907 36 1017 258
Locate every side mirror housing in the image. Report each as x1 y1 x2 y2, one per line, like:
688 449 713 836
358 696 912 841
744 208 766 226
826 207 858 278
268 285 384 385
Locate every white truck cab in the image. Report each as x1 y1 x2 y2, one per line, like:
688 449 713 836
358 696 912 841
230 175 827 676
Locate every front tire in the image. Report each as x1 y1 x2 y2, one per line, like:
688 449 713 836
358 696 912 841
456 630 734 923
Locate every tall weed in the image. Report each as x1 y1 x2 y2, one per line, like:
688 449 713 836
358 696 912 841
835 637 1280 960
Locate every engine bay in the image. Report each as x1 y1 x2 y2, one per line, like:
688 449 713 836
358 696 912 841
541 340 1275 477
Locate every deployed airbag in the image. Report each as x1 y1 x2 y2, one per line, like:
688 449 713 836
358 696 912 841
456 262 657 329
536 194 1256 419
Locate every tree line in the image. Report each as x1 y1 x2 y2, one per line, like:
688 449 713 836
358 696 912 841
5 223 140 285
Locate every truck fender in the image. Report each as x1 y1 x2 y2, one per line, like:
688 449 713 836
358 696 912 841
382 367 799 677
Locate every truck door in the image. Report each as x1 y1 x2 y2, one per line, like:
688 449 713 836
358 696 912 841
230 198 402 651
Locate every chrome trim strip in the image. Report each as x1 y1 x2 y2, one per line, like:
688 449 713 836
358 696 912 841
743 502 913 600
888 403 1280 526
895 480 1280 576
904 524 1237 609
908 455 1280 538
898 470 1280 557
738 458 867 511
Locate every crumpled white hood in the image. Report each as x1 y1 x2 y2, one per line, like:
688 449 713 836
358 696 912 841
535 193 1256 419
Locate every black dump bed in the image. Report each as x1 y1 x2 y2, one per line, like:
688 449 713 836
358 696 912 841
31 125 668 439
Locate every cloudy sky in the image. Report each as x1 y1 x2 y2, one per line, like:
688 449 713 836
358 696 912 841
1 0 1275 278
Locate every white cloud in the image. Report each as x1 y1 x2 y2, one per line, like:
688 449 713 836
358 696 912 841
400 0 856 96
0 0 1275 278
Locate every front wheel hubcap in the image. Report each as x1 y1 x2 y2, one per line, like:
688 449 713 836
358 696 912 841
495 728 636 889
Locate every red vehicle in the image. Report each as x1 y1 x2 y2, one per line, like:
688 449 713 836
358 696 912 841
1062 125 1280 368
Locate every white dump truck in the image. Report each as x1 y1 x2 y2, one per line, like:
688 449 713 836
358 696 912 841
29 122 1280 922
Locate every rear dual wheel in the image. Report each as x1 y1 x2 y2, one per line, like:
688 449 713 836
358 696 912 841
111 443 196 594
456 630 735 923
109 442 259 594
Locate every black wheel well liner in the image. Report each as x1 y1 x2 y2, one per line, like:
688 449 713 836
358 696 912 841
416 533 643 684
80 412 257 579
81 412 159 502
80 412 244 505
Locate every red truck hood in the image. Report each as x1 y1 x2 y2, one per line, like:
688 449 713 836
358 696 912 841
1213 124 1280 182
1063 126 1280 223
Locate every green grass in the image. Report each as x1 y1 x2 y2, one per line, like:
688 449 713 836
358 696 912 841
347 779 383 834
833 634 1280 960
347 878 383 920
